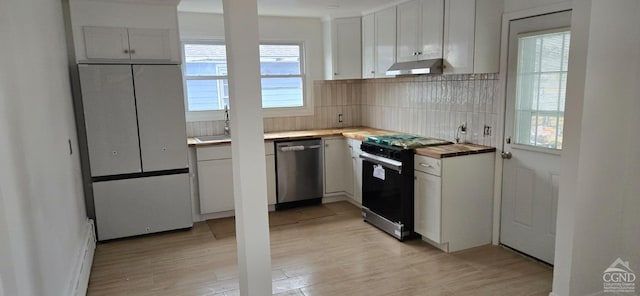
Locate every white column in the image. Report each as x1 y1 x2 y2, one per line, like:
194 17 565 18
221 0 273 295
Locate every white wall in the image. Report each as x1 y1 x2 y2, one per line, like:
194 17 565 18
504 0 569 13
68 0 181 62
552 1 640 295
0 0 89 295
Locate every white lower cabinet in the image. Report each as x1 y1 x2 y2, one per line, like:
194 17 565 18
414 170 442 242
265 154 277 205
414 152 495 252
196 143 276 214
197 158 235 213
347 139 363 204
93 173 192 241
323 137 363 205
324 138 349 194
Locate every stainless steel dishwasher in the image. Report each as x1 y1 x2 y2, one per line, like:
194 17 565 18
275 138 323 210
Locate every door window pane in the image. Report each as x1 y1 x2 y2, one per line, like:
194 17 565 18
514 29 570 150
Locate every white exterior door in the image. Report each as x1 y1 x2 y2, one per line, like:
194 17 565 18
500 10 572 264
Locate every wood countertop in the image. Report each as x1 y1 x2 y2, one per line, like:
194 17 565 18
188 128 496 159
415 143 496 158
187 127 396 146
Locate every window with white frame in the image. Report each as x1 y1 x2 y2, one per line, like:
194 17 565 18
182 41 306 120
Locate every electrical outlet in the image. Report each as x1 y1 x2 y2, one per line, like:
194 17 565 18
338 113 343 123
484 125 492 136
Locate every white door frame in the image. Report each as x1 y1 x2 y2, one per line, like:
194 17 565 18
492 1 573 245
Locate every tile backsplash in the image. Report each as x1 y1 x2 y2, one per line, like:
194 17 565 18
187 73 500 147
186 80 361 136
360 74 500 146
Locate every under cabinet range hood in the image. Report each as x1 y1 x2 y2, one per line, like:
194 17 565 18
386 59 444 76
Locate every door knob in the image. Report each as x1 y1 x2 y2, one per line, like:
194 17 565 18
501 151 512 159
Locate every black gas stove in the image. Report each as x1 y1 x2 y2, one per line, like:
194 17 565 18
359 134 451 241
359 141 416 240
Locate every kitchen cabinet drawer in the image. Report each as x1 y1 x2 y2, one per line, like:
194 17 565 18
93 173 192 241
197 143 274 161
414 155 442 176
197 145 232 161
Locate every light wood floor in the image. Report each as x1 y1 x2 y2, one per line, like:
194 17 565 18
88 201 552 296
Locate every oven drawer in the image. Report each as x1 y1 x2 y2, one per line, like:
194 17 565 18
414 155 441 176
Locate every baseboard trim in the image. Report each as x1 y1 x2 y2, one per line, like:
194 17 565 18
67 219 96 296
322 195 348 204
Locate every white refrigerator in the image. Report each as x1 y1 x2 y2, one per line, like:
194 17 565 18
78 64 192 241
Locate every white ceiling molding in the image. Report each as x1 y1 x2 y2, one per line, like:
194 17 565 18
177 0 402 18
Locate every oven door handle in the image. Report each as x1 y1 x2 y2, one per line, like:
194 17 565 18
359 152 403 173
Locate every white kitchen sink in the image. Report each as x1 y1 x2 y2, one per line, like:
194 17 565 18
194 135 231 143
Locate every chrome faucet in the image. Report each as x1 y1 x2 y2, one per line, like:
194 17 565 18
454 122 467 144
224 105 231 136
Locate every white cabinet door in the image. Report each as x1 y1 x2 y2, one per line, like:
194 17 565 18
78 65 141 177
324 138 347 194
375 7 397 78
127 28 172 61
332 18 362 80
443 0 476 74
414 170 442 243
198 158 234 214
397 0 421 63
344 141 355 196
133 65 188 172
362 13 376 79
93 173 192 241
83 26 130 60
420 0 445 60
266 155 277 205
349 139 363 204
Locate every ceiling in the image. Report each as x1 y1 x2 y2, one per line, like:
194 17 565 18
177 0 401 19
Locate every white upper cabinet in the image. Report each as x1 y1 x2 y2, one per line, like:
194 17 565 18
396 0 444 63
443 0 503 74
362 6 398 78
325 17 362 80
127 28 172 60
83 27 130 60
83 26 175 62
362 14 376 79
375 7 397 78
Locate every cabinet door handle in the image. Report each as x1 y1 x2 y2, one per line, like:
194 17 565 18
419 163 433 168
130 49 136 54
371 71 375 74
417 51 422 55
123 49 129 54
